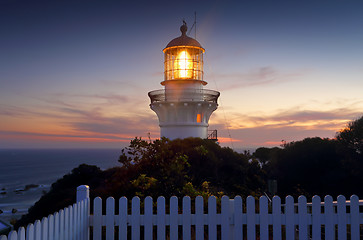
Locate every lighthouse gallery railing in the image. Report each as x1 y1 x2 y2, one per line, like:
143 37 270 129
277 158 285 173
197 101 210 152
148 89 220 104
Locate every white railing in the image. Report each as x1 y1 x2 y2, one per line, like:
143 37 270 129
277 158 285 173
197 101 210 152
1 186 89 240
2 185 363 239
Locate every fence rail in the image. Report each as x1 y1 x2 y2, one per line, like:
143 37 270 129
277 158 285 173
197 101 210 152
1 185 363 240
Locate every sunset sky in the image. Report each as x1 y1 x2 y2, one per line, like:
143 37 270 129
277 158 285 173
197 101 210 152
1 0 362 150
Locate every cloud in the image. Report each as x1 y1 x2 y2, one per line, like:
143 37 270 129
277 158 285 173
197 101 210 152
0 91 159 147
209 103 363 149
224 125 337 149
208 66 305 91
71 114 159 135
0 104 67 119
221 106 361 129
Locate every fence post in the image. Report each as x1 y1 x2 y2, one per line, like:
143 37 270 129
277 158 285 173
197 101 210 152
76 185 90 240
77 185 90 203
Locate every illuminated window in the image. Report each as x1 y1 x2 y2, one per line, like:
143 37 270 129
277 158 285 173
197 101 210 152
197 113 202 123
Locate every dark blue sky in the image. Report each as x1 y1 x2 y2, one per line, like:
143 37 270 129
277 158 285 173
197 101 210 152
1 0 363 148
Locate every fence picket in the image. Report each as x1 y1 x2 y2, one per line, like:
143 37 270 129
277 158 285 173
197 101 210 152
93 197 102 240
72 203 77 240
259 196 268 240
221 196 230 240
157 196 166 240
234 196 242 240
34 220 41 240
131 197 140 240
337 195 347 240
350 195 359 240
68 206 73 240
272 196 281 240
48 214 54 240
324 195 334 239
26 223 34 240
144 196 153 240
298 196 308 240
285 196 295 240
208 196 217 240
247 196 256 240
77 201 82 240
64 207 69 240
195 196 204 240
106 197 115 240
183 196 191 240
8 231 16 240
170 196 178 240
228 198 234 239
85 199 90 240
18 227 26 240
312 195 321 239
54 211 60 240
119 197 128 240
41 217 48 240
59 209 64 240
0 235 7 240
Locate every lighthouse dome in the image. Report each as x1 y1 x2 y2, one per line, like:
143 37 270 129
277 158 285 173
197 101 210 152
164 22 204 50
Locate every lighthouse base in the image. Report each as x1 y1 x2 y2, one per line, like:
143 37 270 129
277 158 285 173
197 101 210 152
160 123 208 140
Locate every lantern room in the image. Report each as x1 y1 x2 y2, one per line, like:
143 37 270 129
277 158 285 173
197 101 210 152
162 22 206 85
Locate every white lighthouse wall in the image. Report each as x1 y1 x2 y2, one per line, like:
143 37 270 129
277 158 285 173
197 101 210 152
150 102 217 124
150 101 218 139
160 124 208 139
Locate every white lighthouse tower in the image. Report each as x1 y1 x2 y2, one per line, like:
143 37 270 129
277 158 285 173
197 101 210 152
148 22 220 140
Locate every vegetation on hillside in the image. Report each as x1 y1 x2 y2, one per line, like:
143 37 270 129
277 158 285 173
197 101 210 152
15 115 363 229
254 115 363 198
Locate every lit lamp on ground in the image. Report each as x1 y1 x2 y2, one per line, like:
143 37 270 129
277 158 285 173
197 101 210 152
148 22 220 140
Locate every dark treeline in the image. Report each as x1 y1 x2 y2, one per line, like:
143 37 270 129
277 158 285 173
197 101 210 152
256 115 363 198
14 115 363 229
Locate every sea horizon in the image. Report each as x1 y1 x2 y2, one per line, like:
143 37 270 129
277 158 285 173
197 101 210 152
0 148 121 223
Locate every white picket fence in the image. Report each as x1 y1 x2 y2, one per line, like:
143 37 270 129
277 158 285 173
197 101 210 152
1 185 363 240
0 186 90 240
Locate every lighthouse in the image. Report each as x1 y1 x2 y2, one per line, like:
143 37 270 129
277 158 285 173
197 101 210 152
148 22 220 140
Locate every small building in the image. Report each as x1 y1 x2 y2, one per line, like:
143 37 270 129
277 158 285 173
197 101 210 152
148 22 220 140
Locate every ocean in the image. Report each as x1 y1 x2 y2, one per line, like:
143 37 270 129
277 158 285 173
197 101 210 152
0 148 121 222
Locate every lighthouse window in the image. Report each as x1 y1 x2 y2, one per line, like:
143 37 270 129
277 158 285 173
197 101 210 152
197 113 202 123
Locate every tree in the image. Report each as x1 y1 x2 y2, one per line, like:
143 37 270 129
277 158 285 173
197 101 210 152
335 116 363 194
118 137 265 198
336 115 363 155
254 138 346 198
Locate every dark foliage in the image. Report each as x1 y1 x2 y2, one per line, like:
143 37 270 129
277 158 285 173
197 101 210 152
254 115 363 199
15 138 265 229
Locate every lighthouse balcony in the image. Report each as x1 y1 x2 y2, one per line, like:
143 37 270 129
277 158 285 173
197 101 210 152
148 89 220 103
